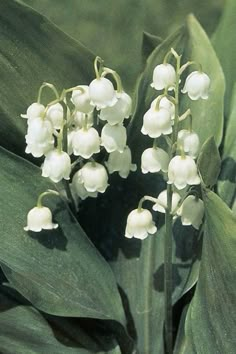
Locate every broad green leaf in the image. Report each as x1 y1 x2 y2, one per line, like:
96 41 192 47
0 147 127 328
0 0 94 158
217 85 236 208
197 136 221 188
142 31 162 64
176 191 236 354
212 0 236 117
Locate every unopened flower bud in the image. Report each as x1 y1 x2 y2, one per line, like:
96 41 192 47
71 172 98 200
177 195 204 229
125 208 157 239
152 190 181 213
141 147 169 174
177 129 200 158
71 85 93 113
42 150 71 183
105 146 137 178
89 77 117 109
101 123 127 153
151 63 176 90
46 103 64 130
182 71 210 100
24 206 58 232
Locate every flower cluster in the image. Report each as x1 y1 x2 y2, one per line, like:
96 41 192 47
23 58 136 232
125 49 208 239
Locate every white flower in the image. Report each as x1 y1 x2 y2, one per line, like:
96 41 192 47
89 77 117 109
151 63 176 90
151 96 175 120
141 107 172 138
101 123 127 153
72 127 100 158
105 146 137 178
42 149 71 183
99 91 132 125
71 85 93 113
73 111 93 129
77 162 109 193
71 172 98 200
24 206 58 232
125 208 157 239
25 117 54 157
141 147 169 173
153 190 181 213
67 129 75 155
182 71 210 100
46 103 64 130
167 155 201 190
177 129 200 158
177 195 204 229
21 102 45 121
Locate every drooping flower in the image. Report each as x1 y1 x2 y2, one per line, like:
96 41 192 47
71 172 98 200
71 85 93 113
177 129 200 158
167 155 201 190
46 103 64 130
99 91 132 125
101 123 127 153
182 71 210 100
105 146 137 178
77 162 109 193
151 63 176 90
42 149 71 183
177 195 204 229
24 206 58 232
141 147 169 174
21 102 45 121
141 107 172 138
151 96 175 120
72 127 100 158
152 190 181 214
89 77 117 109
125 208 157 239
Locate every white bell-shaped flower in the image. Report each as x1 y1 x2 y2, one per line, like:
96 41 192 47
168 155 201 190
153 190 181 214
25 117 54 157
151 96 175 120
99 91 132 125
78 162 109 193
21 102 45 121
101 123 127 153
67 129 75 155
141 107 172 138
125 208 157 239
71 85 93 113
141 147 169 174
105 146 137 178
73 111 93 129
42 149 71 183
72 127 100 158
182 71 210 100
71 172 98 200
177 195 204 229
151 63 176 90
89 77 117 109
24 206 58 232
177 129 200 158
46 103 64 130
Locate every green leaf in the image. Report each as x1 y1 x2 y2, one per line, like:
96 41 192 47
0 147 126 327
212 0 236 118
142 31 162 64
197 136 221 188
0 0 94 158
217 84 236 208
175 191 236 354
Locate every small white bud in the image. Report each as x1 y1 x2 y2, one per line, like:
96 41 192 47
177 195 204 229
182 71 210 100
77 162 109 193
24 206 58 232
72 127 100 158
141 147 169 174
101 123 127 153
177 129 200 158
105 146 137 178
167 155 201 190
125 208 157 239
71 85 93 113
21 102 45 120
42 150 71 183
151 63 176 90
89 77 117 109
141 107 172 138
99 91 132 125
46 103 64 130
152 190 181 213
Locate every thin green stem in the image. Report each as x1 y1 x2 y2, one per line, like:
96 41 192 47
94 56 104 79
37 82 59 103
102 67 123 93
138 195 158 210
37 190 59 207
